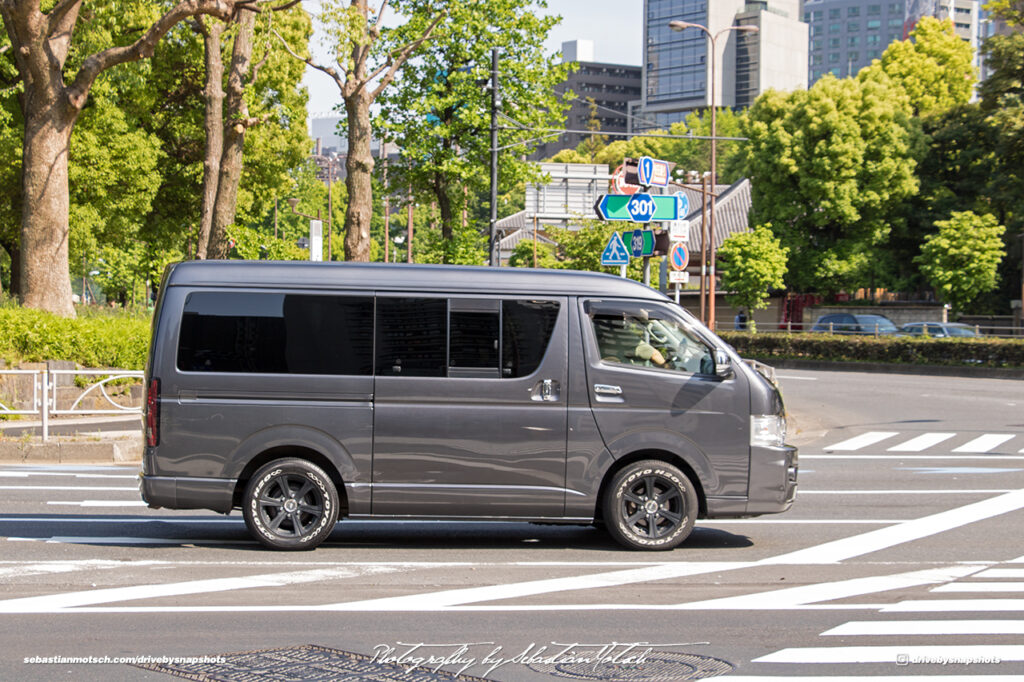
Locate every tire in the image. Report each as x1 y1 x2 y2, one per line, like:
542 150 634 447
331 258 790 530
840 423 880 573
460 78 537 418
243 458 339 551
602 460 697 551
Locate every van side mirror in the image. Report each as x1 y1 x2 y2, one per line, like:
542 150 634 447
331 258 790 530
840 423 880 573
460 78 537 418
714 350 733 379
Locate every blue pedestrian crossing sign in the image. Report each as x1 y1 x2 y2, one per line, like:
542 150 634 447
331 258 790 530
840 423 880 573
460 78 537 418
601 231 630 266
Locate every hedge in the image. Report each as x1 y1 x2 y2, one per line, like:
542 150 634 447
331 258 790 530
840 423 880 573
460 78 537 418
0 308 150 370
719 331 1024 369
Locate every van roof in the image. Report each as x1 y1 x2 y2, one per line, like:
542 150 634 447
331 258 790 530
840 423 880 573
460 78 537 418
164 260 669 301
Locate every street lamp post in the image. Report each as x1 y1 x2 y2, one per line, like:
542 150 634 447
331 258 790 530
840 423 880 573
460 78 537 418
669 20 759 331
287 198 323 261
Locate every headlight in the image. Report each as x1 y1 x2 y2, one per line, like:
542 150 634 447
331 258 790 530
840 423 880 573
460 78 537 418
751 414 786 447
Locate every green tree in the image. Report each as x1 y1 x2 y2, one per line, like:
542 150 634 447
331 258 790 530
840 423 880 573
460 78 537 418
0 0 245 316
376 0 569 263
859 16 975 117
915 211 1006 313
716 224 788 333
742 74 919 295
283 0 443 263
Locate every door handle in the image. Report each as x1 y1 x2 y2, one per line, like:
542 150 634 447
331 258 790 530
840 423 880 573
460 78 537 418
594 384 623 396
532 379 560 402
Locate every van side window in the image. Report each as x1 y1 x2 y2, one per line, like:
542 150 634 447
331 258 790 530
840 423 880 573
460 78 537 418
587 302 714 375
502 300 559 377
376 298 447 376
177 292 373 375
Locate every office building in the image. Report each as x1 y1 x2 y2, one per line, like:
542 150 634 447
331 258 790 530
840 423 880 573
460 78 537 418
534 41 641 159
635 0 807 132
805 1 989 84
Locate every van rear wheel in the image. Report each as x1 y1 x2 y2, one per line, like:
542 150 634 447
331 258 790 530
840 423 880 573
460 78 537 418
243 458 339 550
603 460 697 551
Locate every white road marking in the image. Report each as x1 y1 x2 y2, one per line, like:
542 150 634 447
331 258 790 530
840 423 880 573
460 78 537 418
0 486 137 491
716 677 1024 682
798 489 1013 494
6 536 253 545
976 569 1024 578
953 434 1015 453
887 433 956 452
0 565 404 613
674 565 980 611
804 455 1024 460
753 645 1024 664
0 560 161 581
776 375 818 381
932 582 1024 592
322 561 754 612
760 488 1024 565
46 501 148 507
0 516 241 524
882 599 1024 612
700 520 904 525
825 432 898 451
823 620 1024 636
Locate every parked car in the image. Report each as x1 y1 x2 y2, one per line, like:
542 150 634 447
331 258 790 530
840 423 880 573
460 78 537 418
810 313 902 335
900 322 980 338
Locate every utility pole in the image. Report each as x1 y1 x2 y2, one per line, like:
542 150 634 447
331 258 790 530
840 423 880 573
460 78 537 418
488 48 500 267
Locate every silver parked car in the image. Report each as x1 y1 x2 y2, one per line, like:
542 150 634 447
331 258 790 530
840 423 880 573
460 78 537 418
901 322 980 338
140 261 797 551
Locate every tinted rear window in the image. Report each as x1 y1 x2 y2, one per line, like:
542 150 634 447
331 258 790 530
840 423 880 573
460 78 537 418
177 292 374 375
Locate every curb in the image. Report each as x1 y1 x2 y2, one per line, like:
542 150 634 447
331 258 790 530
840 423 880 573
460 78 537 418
0 440 141 465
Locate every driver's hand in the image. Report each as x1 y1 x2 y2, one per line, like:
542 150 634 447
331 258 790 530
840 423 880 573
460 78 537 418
635 342 667 367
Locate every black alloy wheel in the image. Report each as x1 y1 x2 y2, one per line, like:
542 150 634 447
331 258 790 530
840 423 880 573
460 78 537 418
603 459 697 550
243 458 339 550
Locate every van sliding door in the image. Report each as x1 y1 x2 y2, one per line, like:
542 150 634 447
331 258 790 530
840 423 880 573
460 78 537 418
370 295 569 518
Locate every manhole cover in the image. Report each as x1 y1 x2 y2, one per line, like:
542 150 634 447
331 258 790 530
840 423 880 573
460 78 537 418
528 650 733 681
132 644 497 681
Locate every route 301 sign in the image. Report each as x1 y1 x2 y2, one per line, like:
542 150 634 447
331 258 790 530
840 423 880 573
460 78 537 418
626 193 656 222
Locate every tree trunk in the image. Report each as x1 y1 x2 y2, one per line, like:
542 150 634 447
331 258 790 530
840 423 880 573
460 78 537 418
433 171 455 245
195 18 225 260
207 9 256 260
20 106 76 316
343 90 374 262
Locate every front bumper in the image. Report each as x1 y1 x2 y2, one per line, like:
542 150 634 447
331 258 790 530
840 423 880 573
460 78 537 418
746 443 798 514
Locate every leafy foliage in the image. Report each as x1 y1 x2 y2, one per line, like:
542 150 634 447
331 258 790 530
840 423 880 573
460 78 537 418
717 225 788 331
375 0 569 261
859 17 975 116
915 211 1006 313
742 74 919 294
0 307 150 369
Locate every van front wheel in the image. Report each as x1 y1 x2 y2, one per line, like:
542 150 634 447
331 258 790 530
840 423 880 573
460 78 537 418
603 460 697 551
243 459 339 550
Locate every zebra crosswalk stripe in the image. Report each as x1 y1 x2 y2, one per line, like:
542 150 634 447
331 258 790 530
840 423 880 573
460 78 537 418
953 434 1015 453
887 432 956 452
825 432 898 451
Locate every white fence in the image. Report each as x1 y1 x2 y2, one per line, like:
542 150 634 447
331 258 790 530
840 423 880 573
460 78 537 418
0 369 144 441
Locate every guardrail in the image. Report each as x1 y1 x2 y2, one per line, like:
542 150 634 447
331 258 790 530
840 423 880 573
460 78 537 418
0 369 144 441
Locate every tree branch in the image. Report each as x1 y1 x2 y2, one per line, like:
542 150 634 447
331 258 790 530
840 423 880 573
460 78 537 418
369 11 444 100
45 0 83 70
273 28 345 91
66 0 238 111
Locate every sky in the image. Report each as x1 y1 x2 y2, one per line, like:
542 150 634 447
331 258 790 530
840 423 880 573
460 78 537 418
303 0 645 119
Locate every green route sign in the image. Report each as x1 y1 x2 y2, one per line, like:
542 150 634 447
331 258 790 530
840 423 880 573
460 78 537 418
594 194 680 222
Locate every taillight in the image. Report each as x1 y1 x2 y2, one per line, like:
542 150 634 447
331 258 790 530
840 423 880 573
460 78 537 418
145 378 160 447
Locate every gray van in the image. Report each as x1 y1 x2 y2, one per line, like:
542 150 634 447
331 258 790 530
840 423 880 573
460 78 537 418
140 261 796 551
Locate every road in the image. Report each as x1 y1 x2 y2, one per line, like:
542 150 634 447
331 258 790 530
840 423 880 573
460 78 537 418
1 368 1023 680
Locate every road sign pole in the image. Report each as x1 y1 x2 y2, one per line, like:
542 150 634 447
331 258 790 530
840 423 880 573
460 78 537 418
619 264 627 278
